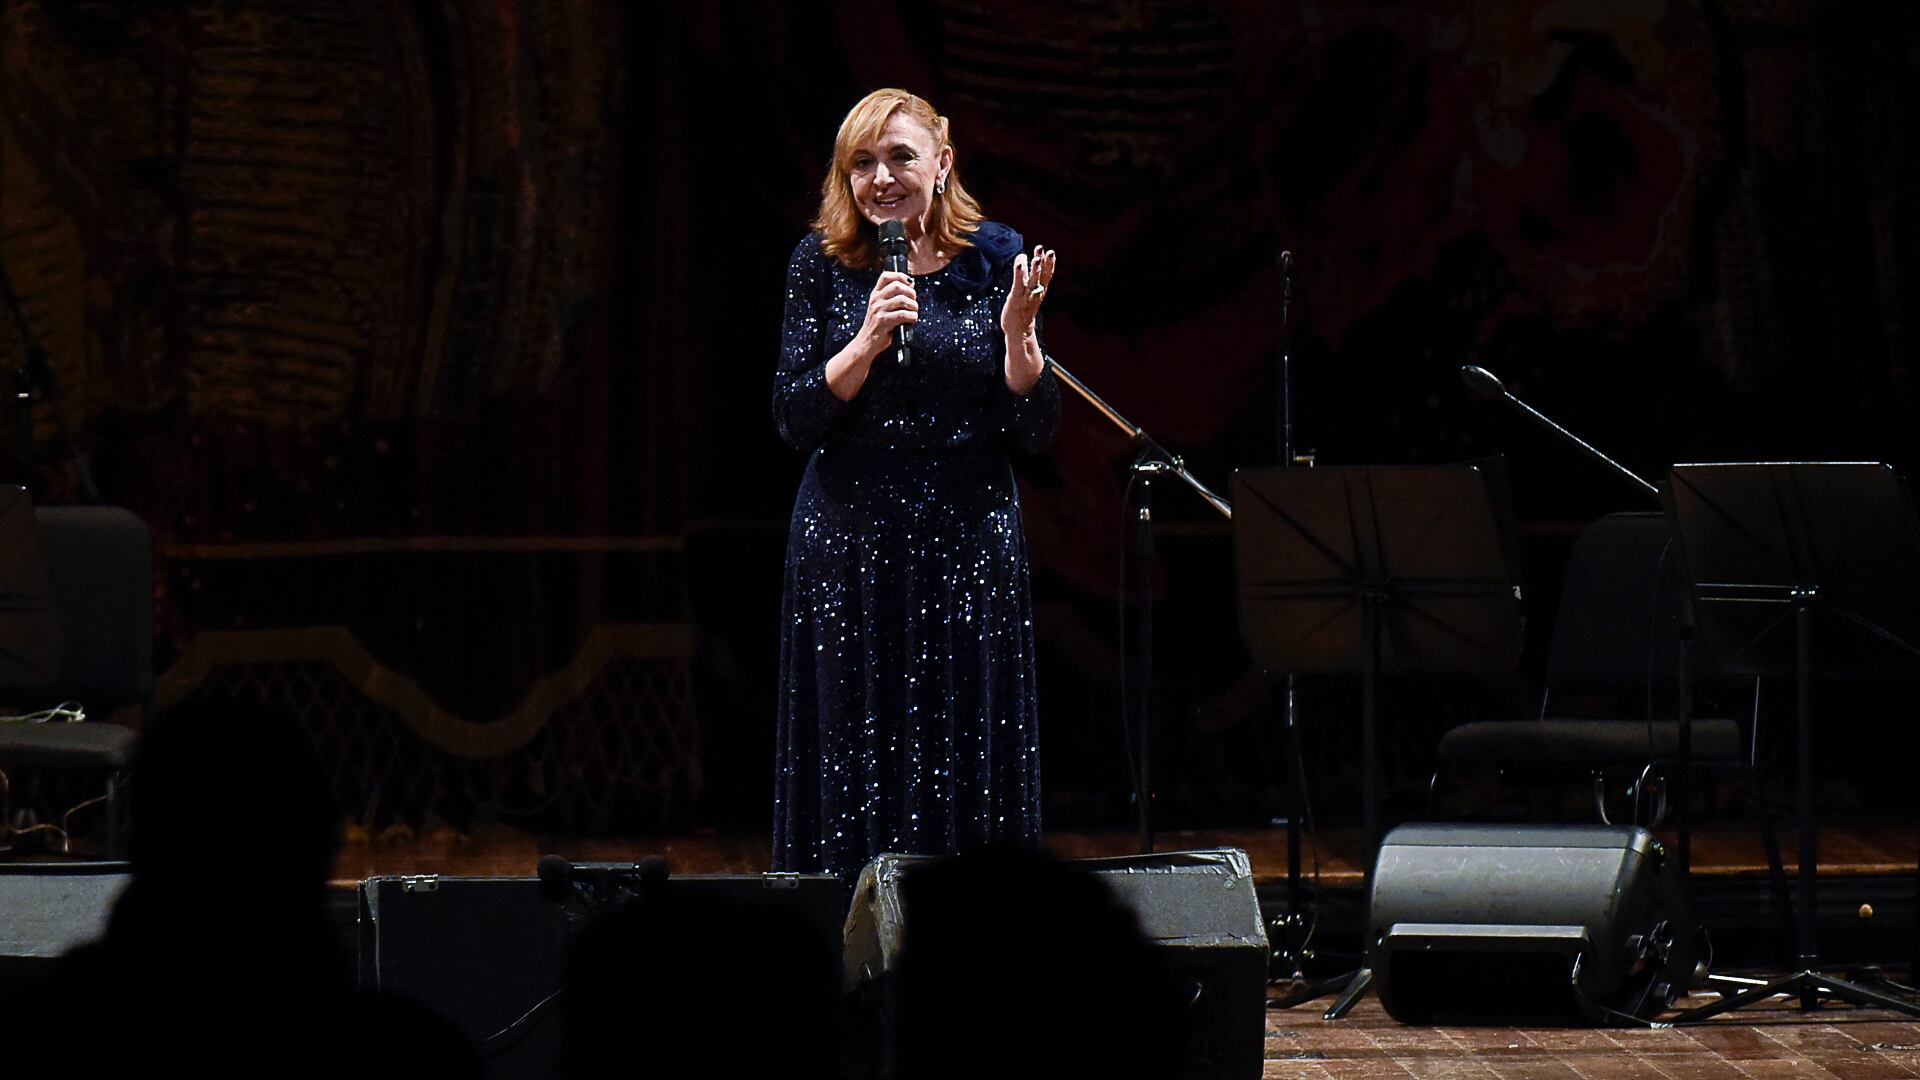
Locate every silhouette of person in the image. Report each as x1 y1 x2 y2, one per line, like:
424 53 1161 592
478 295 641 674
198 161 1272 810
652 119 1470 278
4 700 484 1077
560 872 844 1079
888 845 1186 1080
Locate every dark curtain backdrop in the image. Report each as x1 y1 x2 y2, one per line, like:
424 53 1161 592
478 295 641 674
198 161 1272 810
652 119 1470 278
2 0 1917 834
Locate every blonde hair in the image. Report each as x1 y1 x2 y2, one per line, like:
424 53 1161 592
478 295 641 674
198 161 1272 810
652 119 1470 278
813 89 985 269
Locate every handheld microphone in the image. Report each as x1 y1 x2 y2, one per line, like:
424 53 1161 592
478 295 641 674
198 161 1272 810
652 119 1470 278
877 219 912 367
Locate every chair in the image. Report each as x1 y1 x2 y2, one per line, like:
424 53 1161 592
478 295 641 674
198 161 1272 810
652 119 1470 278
1433 513 1787 888
0 506 153 855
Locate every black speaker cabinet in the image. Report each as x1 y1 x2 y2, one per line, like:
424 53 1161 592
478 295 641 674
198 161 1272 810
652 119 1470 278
1366 824 1703 1024
0 862 129 996
845 848 1268 1080
359 871 846 1078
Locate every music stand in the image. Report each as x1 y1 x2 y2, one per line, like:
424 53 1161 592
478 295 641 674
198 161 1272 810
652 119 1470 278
1232 464 1523 1017
1664 462 1920 1021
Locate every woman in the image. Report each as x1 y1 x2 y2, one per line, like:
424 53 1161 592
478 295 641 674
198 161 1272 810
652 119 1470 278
772 89 1060 878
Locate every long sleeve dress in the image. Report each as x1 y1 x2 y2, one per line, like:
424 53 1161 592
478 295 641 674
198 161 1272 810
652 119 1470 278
771 221 1060 878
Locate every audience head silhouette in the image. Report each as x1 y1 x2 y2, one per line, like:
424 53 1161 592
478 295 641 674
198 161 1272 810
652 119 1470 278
5 699 484 1078
127 697 341 908
562 874 843 1079
891 844 1185 1080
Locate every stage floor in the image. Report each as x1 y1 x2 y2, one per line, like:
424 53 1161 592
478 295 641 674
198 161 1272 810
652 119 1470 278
1266 992 1920 1078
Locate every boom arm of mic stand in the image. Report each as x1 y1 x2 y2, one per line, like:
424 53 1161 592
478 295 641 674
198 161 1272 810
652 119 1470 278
1049 362 1232 519
1497 390 1660 503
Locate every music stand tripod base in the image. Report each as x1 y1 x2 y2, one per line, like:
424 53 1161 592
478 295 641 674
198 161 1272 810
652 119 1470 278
1665 462 1920 1022
1675 969 1920 1023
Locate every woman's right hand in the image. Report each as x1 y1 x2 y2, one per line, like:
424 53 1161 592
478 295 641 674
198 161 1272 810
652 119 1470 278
825 271 918 402
859 271 918 359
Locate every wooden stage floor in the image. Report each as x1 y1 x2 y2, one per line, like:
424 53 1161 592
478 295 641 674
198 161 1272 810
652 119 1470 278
1264 994 1920 1079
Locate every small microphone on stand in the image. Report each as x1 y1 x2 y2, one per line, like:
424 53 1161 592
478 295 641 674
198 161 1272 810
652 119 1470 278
1460 364 1505 399
877 219 912 368
1279 250 1293 326
536 853 671 903
537 853 575 903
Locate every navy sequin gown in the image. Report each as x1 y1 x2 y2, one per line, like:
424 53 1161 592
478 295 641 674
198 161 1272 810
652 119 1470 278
772 222 1060 878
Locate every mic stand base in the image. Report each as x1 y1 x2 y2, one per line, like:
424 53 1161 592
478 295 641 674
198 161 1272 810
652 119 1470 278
1321 967 1373 1020
1266 971 1352 1011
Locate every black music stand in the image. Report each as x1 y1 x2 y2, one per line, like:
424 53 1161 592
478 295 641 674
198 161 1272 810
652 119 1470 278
1664 462 1920 1021
1232 464 1523 1018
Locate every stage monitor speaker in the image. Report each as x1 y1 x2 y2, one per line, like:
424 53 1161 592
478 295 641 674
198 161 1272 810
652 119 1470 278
845 848 1268 1080
0 862 130 996
359 871 847 1079
1366 824 1702 1025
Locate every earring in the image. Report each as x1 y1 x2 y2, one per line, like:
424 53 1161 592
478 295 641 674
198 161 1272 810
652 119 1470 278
936 177 946 195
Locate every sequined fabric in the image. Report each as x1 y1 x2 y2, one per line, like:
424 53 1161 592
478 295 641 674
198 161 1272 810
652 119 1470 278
771 222 1060 877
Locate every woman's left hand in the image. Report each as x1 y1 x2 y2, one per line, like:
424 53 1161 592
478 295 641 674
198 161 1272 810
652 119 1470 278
1000 244 1056 343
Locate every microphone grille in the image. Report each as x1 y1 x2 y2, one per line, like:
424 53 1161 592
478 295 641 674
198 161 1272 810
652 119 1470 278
536 853 572 902
1460 364 1505 398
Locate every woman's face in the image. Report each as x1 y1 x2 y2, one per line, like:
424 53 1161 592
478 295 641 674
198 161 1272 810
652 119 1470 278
848 112 950 235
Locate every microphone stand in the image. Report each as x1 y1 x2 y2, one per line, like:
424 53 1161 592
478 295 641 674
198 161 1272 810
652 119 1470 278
0 256 98 501
1050 361 1230 855
1269 249 1325 993
1278 252 1295 470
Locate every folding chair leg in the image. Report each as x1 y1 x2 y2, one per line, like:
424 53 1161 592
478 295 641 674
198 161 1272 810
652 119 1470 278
105 772 121 857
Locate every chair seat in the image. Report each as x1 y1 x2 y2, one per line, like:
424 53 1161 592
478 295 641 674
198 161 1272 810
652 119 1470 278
1438 718 1743 769
0 722 137 770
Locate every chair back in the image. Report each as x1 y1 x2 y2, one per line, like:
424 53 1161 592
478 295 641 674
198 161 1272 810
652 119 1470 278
36 506 153 711
1544 512 1708 699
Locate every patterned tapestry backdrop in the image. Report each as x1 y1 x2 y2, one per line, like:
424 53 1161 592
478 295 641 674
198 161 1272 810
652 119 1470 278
2 1 1917 833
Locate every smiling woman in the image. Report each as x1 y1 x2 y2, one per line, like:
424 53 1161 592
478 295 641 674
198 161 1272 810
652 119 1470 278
812 92 979 274
771 89 1061 878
